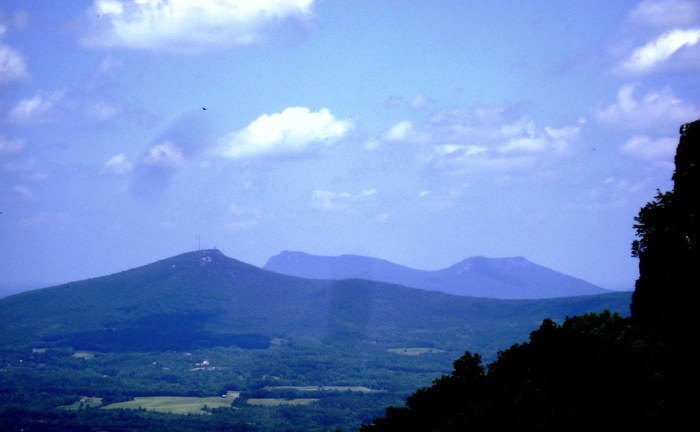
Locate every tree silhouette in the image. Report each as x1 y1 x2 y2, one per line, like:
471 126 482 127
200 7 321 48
629 119 700 428
631 120 700 338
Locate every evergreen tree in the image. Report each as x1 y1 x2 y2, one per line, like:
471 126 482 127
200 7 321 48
629 118 700 428
631 119 700 338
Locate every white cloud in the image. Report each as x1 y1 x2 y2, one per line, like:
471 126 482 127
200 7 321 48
596 84 700 128
83 0 315 52
366 120 424 150
620 134 677 161
499 136 548 154
310 188 376 212
621 28 700 73
409 94 434 110
7 90 66 124
543 118 586 155
88 101 121 121
612 1 700 75
358 189 377 198
363 138 381 151
311 190 352 211
0 43 28 84
142 141 184 167
383 121 414 142
219 106 353 159
414 108 584 174
0 135 25 156
0 23 29 84
628 0 700 27
433 144 488 158
1 159 47 181
105 153 134 174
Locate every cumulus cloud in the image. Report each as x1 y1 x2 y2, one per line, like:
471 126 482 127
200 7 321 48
0 24 29 84
310 188 377 212
620 134 677 161
612 1 700 74
7 90 123 125
621 28 700 73
7 90 66 124
374 107 584 174
105 153 134 174
499 136 548 154
129 111 212 202
0 135 25 156
218 106 353 159
383 120 415 142
1 159 47 182
366 120 420 150
142 141 185 168
596 84 700 128
87 101 121 121
543 120 587 154
0 43 28 84
628 0 700 27
409 94 434 110
83 0 315 52
129 141 186 201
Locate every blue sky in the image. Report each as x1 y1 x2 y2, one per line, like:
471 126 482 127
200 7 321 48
1 0 699 291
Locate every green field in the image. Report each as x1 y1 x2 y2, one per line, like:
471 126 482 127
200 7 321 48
57 396 103 411
246 398 319 406
102 396 233 415
72 350 96 360
264 385 380 393
387 347 445 356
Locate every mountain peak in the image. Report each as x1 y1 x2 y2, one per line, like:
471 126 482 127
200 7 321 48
452 256 531 272
264 251 608 299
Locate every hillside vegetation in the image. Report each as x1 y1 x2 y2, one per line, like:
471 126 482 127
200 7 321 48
0 251 630 431
0 252 628 358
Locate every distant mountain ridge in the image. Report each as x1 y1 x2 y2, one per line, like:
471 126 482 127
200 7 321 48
0 249 628 359
263 251 610 299
0 249 632 432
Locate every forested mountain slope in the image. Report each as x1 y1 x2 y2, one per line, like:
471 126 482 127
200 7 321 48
0 249 629 358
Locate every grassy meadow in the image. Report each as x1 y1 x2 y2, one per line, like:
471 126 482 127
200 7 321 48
102 395 235 415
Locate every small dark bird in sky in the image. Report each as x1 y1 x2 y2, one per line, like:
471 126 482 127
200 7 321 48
202 107 207 110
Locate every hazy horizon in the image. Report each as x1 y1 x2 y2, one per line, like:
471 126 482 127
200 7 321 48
2 0 699 290
0 248 635 295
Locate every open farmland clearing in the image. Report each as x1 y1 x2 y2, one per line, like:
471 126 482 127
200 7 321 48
102 395 236 415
